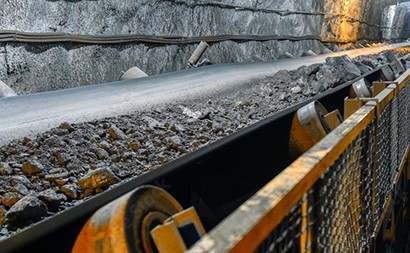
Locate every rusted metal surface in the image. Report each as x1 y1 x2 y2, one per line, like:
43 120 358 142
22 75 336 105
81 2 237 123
72 186 182 253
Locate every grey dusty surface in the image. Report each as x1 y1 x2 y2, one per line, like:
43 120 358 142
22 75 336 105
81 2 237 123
0 48 408 240
0 42 408 146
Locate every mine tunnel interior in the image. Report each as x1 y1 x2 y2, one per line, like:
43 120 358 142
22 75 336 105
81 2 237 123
0 1 410 253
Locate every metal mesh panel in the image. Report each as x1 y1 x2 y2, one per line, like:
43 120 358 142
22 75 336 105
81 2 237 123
390 96 399 174
374 103 393 224
399 84 410 161
316 122 376 253
254 194 311 253
253 81 410 253
255 123 376 253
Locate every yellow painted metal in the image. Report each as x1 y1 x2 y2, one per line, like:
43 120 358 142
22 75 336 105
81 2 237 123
151 221 187 253
171 207 206 236
71 186 183 253
375 84 396 109
373 82 387 96
397 69 410 89
300 195 312 253
344 98 366 119
324 110 342 130
150 207 205 253
188 70 410 253
289 101 330 159
288 112 317 159
384 209 396 241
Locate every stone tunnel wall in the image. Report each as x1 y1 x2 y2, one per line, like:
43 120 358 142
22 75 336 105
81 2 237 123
390 3 410 40
321 0 398 41
0 0 406 94
0 0 326 94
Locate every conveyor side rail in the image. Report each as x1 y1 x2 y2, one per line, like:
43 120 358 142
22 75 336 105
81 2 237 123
188 69 410 252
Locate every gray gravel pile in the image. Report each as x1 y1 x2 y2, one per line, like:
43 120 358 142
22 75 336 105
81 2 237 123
0 51 401 239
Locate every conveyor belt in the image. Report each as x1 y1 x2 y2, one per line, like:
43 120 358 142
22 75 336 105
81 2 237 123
0 42 409 146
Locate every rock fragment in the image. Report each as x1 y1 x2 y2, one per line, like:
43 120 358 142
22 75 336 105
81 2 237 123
278 52 294 59
78 168 118 192
354 61 373 74
22 160 44 177
128 141 141 151
44 171 69 182
59 122 75 133
142 116 163 129
166 136 184 150
108 125 126 140
61 184 78 199
2 192 21 208
291 86 302 94
6 195 48 229
279 92 288 101
37 189 67 211
0 206 4 228
54 151 71 166
273 70 291 84
93 148 110 160
98 141 111 151
0 162 13 175
12 184 29 196
322 47 333 54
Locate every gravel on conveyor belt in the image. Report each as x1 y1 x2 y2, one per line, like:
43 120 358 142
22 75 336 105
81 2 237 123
0 48 408 240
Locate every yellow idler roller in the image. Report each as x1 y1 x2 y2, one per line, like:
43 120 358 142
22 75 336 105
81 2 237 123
289 101 333 159
72 186 183 253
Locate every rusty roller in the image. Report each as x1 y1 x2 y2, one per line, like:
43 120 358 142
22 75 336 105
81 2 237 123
289 101 333 159
72 185 183 253
351 79 371 98
297 101 332 142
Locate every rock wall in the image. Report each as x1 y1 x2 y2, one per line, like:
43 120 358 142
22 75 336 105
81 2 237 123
0 40 323 94
0 0 325 94
321 0 398 41
0 0 324 37
390 3 410 40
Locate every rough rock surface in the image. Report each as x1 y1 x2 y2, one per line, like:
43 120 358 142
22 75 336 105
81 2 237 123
37 189 67 212
5 195 48 229
0 50 404 240
0 0 325 94
321 0 397 41
21 160 44 177
78 168 118 195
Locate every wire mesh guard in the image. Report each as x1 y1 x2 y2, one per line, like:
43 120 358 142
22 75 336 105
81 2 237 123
399 85 410 162
255 82 410 253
